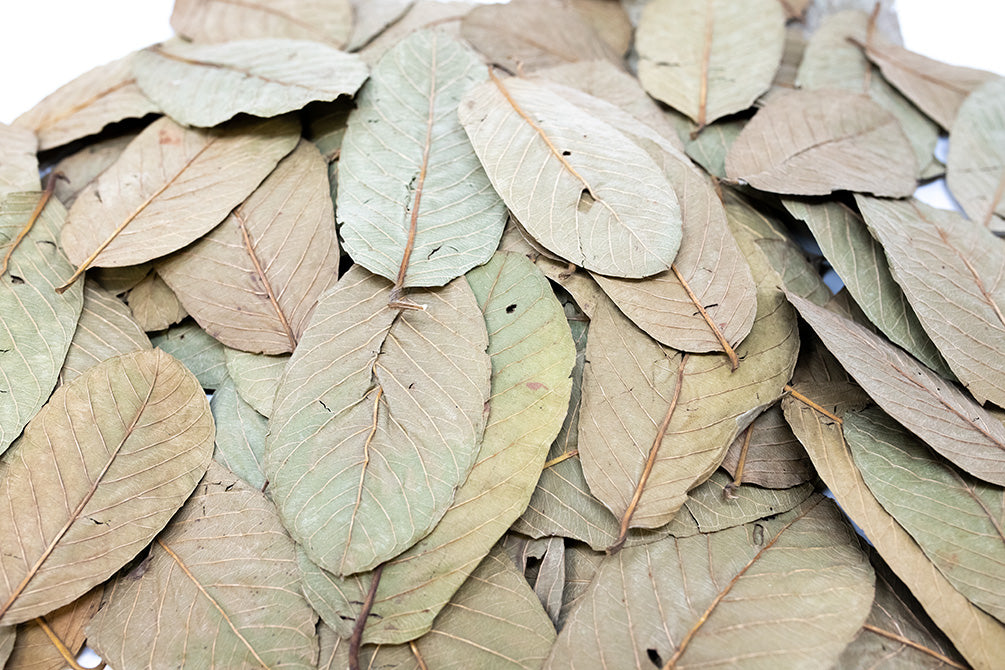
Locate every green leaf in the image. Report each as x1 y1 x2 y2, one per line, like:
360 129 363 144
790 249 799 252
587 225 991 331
224 348 288 419
845 407 1005 623
0 194 83 456
87 462 318 670
265 266 491 575
151 321 229 391
133 38 368 127
210 379 268 491
337 30 507 289
0 349 214 625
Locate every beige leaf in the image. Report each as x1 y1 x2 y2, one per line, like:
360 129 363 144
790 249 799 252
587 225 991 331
636 0 786 128
0 123 39 197
856 195 1005 408
719 403 814 489
171 0 352 48
347 0 414 51
51 133 135 209
60 115 299 284
12 55 159 151
567 0 632 55
947 76 1005 231
725 89 917 197
6 587 102 670
0 349 214 625
124 271 187 332
159 140 339 355
358 1 475 65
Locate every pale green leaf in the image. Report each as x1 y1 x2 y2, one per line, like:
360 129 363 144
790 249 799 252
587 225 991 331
210 379 268 491
151 321 229 391
224 348 288 418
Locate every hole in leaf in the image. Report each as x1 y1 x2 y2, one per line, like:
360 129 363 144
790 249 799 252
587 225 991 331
577 189 596 215
647 649 664 666
506 303 517 313
562 150 571 156
10 275 24 285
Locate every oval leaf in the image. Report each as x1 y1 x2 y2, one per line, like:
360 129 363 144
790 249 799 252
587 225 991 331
60 115 299 277
134 38 369 127
158 140 339 354
87 462 318 670
459 76 682 278
636 0 786 127
171 0 352 48
855 195 1005 408
150 321 229 391
338 30 507 289
210 379 268 491
725 89 917 197
0 349 214 625
947 76 1005 231
0 194 83 456
265 266 491 575
224 349 288 419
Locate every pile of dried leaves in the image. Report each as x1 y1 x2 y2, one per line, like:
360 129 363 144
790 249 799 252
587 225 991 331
1 0 1003 668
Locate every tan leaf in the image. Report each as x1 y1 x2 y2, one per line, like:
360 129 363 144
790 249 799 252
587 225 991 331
347 0 414 51
171 0 352 48
358 1 475 65
567 0 632 55
124 271 187 332
51 134 135 209
947 76 1005 231
6 588 102 670
725 89 917 197
0 123 39 197
719 403 814 489
0 349 214 625
159 140 339 355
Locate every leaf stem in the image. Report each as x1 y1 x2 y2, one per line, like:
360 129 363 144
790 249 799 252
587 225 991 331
543 450 579 469
35 616 89 670
1 171 58 277
410 640 430 670
861 623 966 668
671 264 738 370
724 423 754 498
783 384 842 424
349 563 385 670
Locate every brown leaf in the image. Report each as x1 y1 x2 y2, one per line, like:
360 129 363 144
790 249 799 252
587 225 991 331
159 140 338 355
725 89 917 197
6 588 102 670
124 271 187 332
567 0 632 55
720 403 814 489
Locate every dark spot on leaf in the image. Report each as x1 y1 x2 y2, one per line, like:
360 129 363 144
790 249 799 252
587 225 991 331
506 303 517 313
38 240 56 249
10 275 24 285
526 381 547 391
319 400 331 412
753 523 765 546
408 383 415 390
427 244 442 259
562 150 571 156
647 649 664 667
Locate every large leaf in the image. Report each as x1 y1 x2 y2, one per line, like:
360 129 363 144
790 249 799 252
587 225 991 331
725 89 917 197
545 496 875 669
87 461 318 670
210 379 268 491
786 292 1005 486
133 38 368 127
5 587 102 670
60 115 299 279
458 75 682 278
460 0 621 75
578 269 798 538
855 196 1005 408
224 348 288 418
845 407 1005 623
947 76 1005 231
299 251 575 644
171 0 352 48
59 279 151 384
0 123 39 197
12 54 159 151
0 349 214 625
337 31 507 290
783 198 949 377
51 134 135 208
636 0 786 128
150 321 229 391
0 194 83 456
782 383 1005 670
265 266 491 576
158 140 339 354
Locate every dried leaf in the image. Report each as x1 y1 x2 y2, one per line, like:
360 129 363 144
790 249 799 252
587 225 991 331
845 407 1005 623
337 31 506 290
459 75 682 278
546 496 875 669
0 124 39 197
158 140 339 354
210 379 268 491
0 625 11 667
786 292 1005 486
6 588 102 670
461 0 621 74
133 38 368 127
0 349 213 625
87 462 318 670
719 403 815 489
265 266 490 575
59 279 151 384
568 0 632 55
60 115 299 279
783 383 1005 670
359 1 475 65
12 54 159 151
150 321 229 391
171 0 353 49
783 198 950 377
636 0 786 128
347 0 414 51
947 76 1005 231
0 194 83 457
725 89 917 197
51 133 135 208
682 469 814 534
855 195 1005 408
224 349 288 419
124 271 188 331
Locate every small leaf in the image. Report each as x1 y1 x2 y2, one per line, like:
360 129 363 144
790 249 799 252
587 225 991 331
223 349 288 418
86 462 318 670
636 0 786 128
719 404 815 489
51 134 135 208
124 271 188 332
725 89 917 197
0 349 214 625
947 76 1005 231
682 469 815 534
133 38 369 127
150 321 229 391
347 0 414 51
171 0 353 48
265 266 491 575
210 379 268 491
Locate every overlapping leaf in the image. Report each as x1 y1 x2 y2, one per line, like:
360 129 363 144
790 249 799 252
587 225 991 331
0 349 213 625
87 462 318 670
856 195 1005 407
150 321 228 391
347 0 414 51
265 266 491 576
133 38 369 127
60 115 299 278
224 349 288 418
171 0 353 48
636 0 785 128
0 123 39 197
459 75 682 278
947 76 1005 231
0 194 83 456
338 30 507 290
123 271 187 331
210 380 268 491
5 587 102 670
158 140 339 354
719 403 815 489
